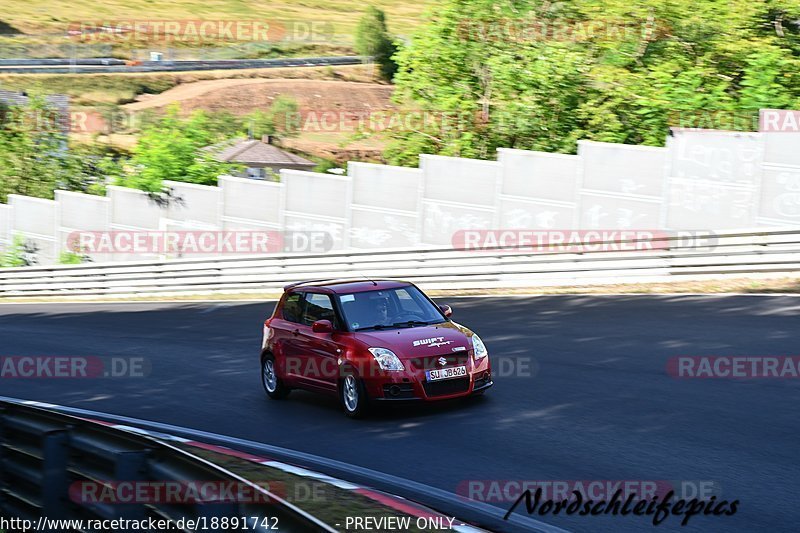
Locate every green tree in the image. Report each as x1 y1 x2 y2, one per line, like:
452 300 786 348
0 97 66 202
59 142 124 197
204 110 243 139
355 6 399 81
388 0 800 165
0 98 119 202
242 96 300 139
118 106 239 192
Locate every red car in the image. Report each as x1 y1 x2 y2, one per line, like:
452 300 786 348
260 279 492 417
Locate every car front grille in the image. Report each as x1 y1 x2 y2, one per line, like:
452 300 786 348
409 354 469 371
423 377 470 397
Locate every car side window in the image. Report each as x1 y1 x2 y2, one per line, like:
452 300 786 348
302 293 337 327
282 292 304 323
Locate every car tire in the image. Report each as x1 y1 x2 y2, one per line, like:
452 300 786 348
340 372 369 419
262 354 290 400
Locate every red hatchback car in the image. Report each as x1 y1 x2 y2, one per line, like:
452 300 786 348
260 279 492 417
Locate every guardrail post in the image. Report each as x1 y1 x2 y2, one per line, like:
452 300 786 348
113 451 149 519
0 409 6 512
41 430 69 518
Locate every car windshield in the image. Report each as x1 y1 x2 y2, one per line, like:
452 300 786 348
336 286 445 331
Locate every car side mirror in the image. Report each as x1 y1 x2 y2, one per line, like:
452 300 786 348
439 304 452 318
312 319 333 333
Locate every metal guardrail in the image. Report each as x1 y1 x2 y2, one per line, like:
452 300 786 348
0 56 364 74
0 400 335 531
0 229 798 298
0 398 565 533
0 58 126 66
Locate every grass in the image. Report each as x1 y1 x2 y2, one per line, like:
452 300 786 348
0 0 427 38
0 63 379 105
0 73 177 104
0 35 356 61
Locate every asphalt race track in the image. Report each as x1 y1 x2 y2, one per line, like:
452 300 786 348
0 56 363 74
1 295 798 532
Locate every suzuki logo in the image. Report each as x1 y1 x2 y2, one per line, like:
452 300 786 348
438 357 447 366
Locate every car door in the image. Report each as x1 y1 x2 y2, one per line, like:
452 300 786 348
271 290 307 384
294 292 342 392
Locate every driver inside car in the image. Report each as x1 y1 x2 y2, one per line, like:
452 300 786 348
375 296 393 325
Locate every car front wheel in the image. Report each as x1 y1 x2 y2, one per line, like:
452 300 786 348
340 373 368 418
262 355 290 399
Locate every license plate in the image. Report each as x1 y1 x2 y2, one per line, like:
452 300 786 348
426 365 467 382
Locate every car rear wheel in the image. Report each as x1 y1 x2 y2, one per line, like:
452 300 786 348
262 355 290 399
340 373 368 418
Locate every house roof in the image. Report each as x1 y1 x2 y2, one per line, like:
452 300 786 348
209 137 315 167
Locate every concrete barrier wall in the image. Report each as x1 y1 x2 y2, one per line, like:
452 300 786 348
420 155 501 246
106 186 164 261
348 162 422 248
665 131 762 230
8 195 57 264
219 175 283 228
163 180 222 228
55 190 112 263
0 204 11 253
1 117 799 265
759 131 800 226
497 148 579 230
282 169 352 250
578 141 667 230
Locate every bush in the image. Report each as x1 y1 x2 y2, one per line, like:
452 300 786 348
355 7 398 81
1 234 39 268
58 250 90 265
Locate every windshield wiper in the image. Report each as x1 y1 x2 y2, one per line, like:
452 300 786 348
355 324 390 331
391 320 434 328
355 320 434 331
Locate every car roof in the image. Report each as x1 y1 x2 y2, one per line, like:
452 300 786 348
284 279 412 294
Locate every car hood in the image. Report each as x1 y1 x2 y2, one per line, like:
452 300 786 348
354 321 474 358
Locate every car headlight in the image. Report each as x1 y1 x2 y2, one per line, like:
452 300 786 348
262 325 272 349
472 334 488 361
368 347 405 371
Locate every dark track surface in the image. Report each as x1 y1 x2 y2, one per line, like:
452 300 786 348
0 295 798 532
0 56 362 74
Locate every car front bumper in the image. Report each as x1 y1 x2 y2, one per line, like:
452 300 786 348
367 358 492 402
